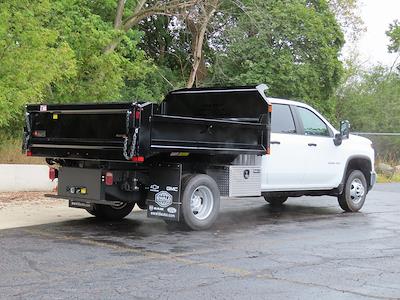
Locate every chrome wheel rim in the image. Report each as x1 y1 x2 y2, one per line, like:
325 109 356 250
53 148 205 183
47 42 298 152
349 178 365 204
190 186 214 220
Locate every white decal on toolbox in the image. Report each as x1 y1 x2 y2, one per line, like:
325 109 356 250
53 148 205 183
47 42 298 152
40 105 47 112
166 186 178 192
150 184 159 192
155 191 173 208
167 207 177 214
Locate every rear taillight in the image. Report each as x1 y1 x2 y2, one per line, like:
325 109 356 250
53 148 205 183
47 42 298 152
26 150 32 156
49 168 58 181
105 172 113 185
135 110 141 120
131 156 145 163
32 130 46 137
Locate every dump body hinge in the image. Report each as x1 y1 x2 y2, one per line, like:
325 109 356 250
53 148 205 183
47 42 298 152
123 103 140 160
22 112 31 152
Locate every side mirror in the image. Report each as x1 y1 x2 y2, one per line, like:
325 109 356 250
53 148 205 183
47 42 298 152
334 133 342 146
340 120 350 139
334 120 350 146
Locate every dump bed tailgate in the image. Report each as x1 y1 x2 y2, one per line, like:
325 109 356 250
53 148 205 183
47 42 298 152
24 102 137 161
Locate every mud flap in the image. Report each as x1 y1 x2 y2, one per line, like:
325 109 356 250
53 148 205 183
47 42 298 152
147 163 182 222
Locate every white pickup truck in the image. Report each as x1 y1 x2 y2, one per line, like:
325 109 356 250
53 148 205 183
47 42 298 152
24 85 376 230
262 98 376 212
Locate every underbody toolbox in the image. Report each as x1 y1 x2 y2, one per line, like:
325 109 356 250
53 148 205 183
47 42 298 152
207 165 261 197
58 167 103 200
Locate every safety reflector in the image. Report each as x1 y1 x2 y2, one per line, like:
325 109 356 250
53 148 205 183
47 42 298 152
268 105 273 113
26 150 32 156
105 172 113 186
49 168 58 181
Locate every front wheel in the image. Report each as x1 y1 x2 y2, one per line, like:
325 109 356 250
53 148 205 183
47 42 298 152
86 202 135 221
338 170 367 212
180 174 220 230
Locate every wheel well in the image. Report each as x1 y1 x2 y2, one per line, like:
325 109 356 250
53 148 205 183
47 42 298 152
345 158 372 188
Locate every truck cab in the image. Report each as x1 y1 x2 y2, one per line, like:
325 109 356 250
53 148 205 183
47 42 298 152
262 98 376 211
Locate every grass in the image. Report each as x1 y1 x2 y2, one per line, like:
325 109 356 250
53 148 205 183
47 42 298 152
377 173 400 183
0 139 44 164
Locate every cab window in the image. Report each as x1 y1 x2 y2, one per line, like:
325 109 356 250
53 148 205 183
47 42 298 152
296 106 330 137
271 104 296 134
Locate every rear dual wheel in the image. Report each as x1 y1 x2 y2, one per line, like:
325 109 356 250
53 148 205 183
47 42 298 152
86 202 135 221
167 174 220 231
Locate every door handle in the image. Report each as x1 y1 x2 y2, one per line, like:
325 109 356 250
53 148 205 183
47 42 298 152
308 143 317 147
271 141 281 145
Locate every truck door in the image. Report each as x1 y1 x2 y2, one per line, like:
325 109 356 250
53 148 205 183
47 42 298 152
261 104 308 191
294 106 341 189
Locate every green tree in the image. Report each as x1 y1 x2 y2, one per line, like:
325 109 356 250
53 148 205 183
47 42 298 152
328 0 364 42
387 20 400 53
46 0 156 103
209 0 344 119
336 67 400 159
335 22 400 160
387 20 400 72
0 0 76 128
0 0 159 138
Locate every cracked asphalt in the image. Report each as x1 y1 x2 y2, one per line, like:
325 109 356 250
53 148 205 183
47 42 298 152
1 183 400 299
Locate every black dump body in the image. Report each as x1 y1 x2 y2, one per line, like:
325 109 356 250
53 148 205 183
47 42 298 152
23 85 271 162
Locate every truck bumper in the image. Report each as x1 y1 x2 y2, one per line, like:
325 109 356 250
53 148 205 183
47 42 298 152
369 171 377 190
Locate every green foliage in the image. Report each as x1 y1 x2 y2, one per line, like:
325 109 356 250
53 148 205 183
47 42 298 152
0 0 76 128
46 0 154 103
336 66 400 159
335 21 400 160
338 67 400 132
209 0 344 119
387 20 400 53
138 14 200 88
0 0 157 138
328 0 364 42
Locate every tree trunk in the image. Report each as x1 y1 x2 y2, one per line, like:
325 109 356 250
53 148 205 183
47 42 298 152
186 1 218 88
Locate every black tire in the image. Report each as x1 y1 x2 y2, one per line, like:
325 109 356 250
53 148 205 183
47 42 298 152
180 174 220 230
338 170 367 212
264 196 288 206
87 202 135 221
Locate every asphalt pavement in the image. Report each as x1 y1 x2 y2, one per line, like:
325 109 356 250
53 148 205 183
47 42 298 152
1 183 400 299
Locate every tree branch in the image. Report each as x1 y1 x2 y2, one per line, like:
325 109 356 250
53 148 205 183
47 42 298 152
103 0 198 54
114 0 126 29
